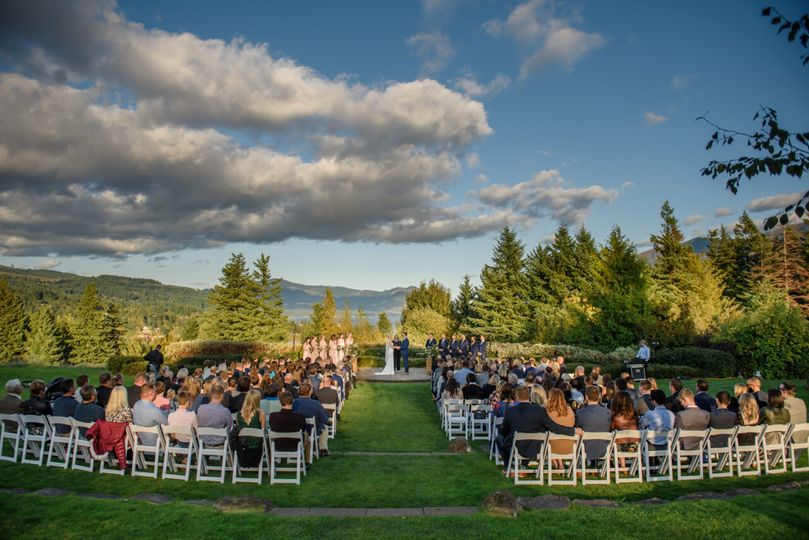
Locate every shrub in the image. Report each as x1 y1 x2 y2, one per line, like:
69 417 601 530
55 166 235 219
606 346 638 364
654 347 737 377
163 340 295 362
107 355 143 373
646 364 703 379
121 360 148 375
487 343 607 364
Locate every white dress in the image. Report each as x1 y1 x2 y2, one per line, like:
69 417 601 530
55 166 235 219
376 338 395 375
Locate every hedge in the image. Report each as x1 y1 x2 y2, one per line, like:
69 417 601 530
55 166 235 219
163 341 296 363
107 355 143 373
654 347 737 378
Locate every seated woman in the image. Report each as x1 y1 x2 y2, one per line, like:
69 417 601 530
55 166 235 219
21 379 52 416
441 378 462 405
546 388 575 469
153 381 171 411
759 388 791 445
260 382 282 416
235 389 266 467
105 386 132 423
492 383 516 417
610 391 639 467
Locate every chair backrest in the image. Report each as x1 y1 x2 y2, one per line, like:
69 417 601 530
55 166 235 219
196 427 228 438
19 414 49 431
788 422 809 442
643 429 675 445
129 424 162 435
613 429 641 441
322 404 336 412
513 431 547 442
706 427 737 447
162 424 194 438
581 431 614 442
269 430 302 441
735 425 764 446
238 427 265 439
0 413 22 430
48 416 73 433
70 418 95 436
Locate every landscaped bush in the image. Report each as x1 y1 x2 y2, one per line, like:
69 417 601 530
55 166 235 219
646 364 703 380
121 360 148 375
106 355 143 373
163 340 295 363
487 342 608 364
654 347 737 377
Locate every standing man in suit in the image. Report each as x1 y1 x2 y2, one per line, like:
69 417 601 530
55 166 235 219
469 336 479 360
437 334 449 360
674 389 710 450
425 334 437 350
449 334 460 359
401 332 410 375
575 386 612 463
497 386 581 464
479 335 487 362
392 335 401 372
459 334 469 360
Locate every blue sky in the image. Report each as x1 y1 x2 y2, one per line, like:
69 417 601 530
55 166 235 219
0 0 807 293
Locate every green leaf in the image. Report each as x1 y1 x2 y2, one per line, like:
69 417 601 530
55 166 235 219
764 216 779 230
796 206 805 218
779 214 789 225
762 7 771 16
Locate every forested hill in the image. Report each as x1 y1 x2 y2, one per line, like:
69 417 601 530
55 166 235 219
0 265 411 324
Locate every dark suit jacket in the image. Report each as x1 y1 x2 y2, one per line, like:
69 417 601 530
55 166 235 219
695 391 716 413
675 407 710 450
462 384 485 400
499 402 575 459
575 404 612 458
0 394 23 416
269 409 307 451
315 387 339 406
95 386 112 408
127 385 142 408
635 394 653 416
709 408 738 446
665 391 684 414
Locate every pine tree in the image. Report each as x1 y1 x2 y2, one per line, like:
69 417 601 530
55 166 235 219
548 224 576 300
468 227 529 341
70 282 108 364
0 280 27 362
202 253 263 341
730 211 772 301
100 302 123 357
572 226 599 296
377 312 392 336
650 201 692 277
451 275 476 333
354 307 375 342
180 318 200 340
308 288 337 336
25 306 63 364
707 225 737 295
756 227 809 315
252 253 288 341
402 280 451 329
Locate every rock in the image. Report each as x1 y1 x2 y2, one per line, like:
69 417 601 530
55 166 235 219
448 438 471 453
635 498 669 505
0 488 30 495
766 481 801 492
132 493 173 504
184 499 216 507
483 491 522 517
725 488 759 497
572 498 619 508
214 496 272 514
517 495 570 511
33 487 72 497
677 492 726 501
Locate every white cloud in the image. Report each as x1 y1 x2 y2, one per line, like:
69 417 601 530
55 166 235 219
452 74 511 99
644 111 669 125
691 227 705 238
484 0 605 78
747 192 803 213
622 181 636 189
682 214 704 226
35 259 61 270
714 207 734 218
0 2 509 257
465 153 480 168
671 73 693 91
474 169 617 225
538 149 552 157
406 31 455 75
475 174 490 183
421 0 464 16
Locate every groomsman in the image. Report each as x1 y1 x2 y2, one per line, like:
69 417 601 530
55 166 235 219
469 336 479 359
425 334 437 349
479 335 488 362
401 332 410 375
459 334 469 359
449 334 460 359
438 334 449 360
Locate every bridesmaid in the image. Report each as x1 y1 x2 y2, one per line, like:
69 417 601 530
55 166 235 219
329 335 338 362
319 335 328 361
310 337 320 363
302 337 312 361
337 333 346 364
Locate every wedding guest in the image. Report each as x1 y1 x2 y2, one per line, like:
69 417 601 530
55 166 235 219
576 386 612 461
730 383 746 413
747 376 769 408
197 384 233 446
167 390 197 447
694 380 716 413
74 385 105 433
547 388 576 468
52 379 78 432
709 391 739 446
639 389 675 447
96 373 114 408
759 389 790 426
105 386 132 423
675 389 710 450
132 383 167 445
268 391 307 452
127 373 147 408
21 380 52 417
610 392 640 464
235 390 265 467
0 379 24 422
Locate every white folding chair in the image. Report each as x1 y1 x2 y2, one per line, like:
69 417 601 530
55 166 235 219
70 419 97 473
674 429 708 481
546 433 579 486
441 399 463 431
579 432 615 485
129 424 164 478
269 430 305 485
642 429 675 482
445 403 468 440
761 424 789 475
506 432 547 485
233 427 269 484
161 425 197 481
734 425 764 477
468 405 492 441
19 415 51 466
196 427 232 483
787 422 809 472
489 416 504 465
612 430 643 484
322 404 337 440
0 414 23 463
305 417 319 464
46 416 74 469
706 427 737 479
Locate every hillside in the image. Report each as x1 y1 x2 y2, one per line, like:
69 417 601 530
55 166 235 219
0 265 410 326
638 237 710 264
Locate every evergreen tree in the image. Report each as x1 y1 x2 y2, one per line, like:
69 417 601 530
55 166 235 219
377 312 392 336
707 225 737 293
252 253 288 341
202 253 263 341
308 288 337 336
468 227 529 341
100 302 124 357
572 226 599 296
548 224 576 300
70 282 107 364
180 318 200 340
25 306 62 364
402 280 451 329
0 279 26 362
650 201 692 277
730 211 772 301
451 275 476 333
756 227 809 315
354 307 375 343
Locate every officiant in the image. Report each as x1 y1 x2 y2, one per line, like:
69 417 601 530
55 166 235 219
392 335 402 371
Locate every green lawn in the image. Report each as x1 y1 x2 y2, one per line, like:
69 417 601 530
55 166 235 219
0 364 108 385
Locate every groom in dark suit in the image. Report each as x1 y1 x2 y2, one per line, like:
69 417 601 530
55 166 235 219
401 332 410 374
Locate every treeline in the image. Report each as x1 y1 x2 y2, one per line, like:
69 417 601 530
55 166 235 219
395 202 809 378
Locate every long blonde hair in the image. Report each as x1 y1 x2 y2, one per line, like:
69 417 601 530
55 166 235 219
734 383 747 399
530 385 548 407
738 393 759 425
240 389 262 425
183 378 200 399
546 388 571 418
106 386 129 415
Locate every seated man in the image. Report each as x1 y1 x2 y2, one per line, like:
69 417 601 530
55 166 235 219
315 375 340 407
635 380 654 416
269 391 308 452
0 379 24 429
74 385 105 433
52 379 79 433
694 380 716 413
640 389 675 448
167 390 197 448
292 382 331 457
709 390 738 446
74 375 89 403
747 376 769 408
497 386 580 464
462 372 485 400
575 385 612 462
127 373 147 408
132 383 167 446
196 384 233 446
674 389 710 450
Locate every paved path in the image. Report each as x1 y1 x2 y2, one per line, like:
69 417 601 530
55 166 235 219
357 367 430 382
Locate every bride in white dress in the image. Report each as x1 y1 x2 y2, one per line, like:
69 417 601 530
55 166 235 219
375 335 395 375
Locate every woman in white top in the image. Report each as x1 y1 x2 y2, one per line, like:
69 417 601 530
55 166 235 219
167 390 198 447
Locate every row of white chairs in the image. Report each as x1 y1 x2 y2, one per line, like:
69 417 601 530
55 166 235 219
440 399 491 440
0 413 328 485
496 423 809 485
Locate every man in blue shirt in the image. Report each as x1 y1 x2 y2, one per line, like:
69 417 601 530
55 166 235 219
401 332 410 374
636 340 651 366
52 379 78 433
640 390 675 447
293 382 332 456
132 383 167 446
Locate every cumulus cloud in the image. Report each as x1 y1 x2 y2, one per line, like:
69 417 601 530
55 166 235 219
622 181 636 189
484 0 605 79
746 192 803 213
452 73 511 99
475 174 490 184
474 169 617 225
644 112 669 125
465 153 480 168
407 31 455 75
671 73 693 91
0 1 507 257
714 207 734 218
682 214 704 226
35 259 61 270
